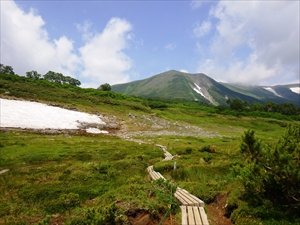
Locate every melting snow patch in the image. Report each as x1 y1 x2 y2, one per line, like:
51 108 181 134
193 83 205 98
0 98 107 131
86 128 108 134
290 87 300 94
264 87 281 97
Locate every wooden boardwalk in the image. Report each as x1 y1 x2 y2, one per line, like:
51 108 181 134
147 145 209 225
175 187 204 207
147 165 166 181
156 144 174 161
180 206 209 225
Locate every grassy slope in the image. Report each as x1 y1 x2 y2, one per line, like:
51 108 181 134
0 73 299 224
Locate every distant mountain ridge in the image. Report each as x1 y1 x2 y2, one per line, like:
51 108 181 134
112 70 300 106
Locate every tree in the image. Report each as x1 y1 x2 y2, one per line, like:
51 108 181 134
43 71 81 86
26 70 41 79
238 125 300 208
264 101 277 112
250 101 263 111
43 71 57 82
276 103 299 115
227 98 245 111
64 76 81 86
98 83 111 91
0 64 15 74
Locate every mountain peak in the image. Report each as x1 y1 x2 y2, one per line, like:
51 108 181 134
112 70 300 106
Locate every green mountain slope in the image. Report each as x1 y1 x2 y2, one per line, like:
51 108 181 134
222 83 300 106
113 70 300 106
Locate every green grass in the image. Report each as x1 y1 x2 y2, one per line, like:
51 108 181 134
0 131 174 224
1 73 300 224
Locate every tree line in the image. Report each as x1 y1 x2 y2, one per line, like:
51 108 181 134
224 98 300 116
0 64 81 87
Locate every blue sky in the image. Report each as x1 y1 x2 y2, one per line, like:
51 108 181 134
1 0 299 88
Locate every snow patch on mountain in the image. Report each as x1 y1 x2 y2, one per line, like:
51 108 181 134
0 98 107 134
263 87 282 97
193 83 205 98
290 87 300 94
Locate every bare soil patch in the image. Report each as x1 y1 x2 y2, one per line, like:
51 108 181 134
207 194 233 225
126 208 179 225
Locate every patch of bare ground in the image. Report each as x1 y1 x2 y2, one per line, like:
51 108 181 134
116 114 220 140
126 208 179 225
49 214 64 225
207 194 233 225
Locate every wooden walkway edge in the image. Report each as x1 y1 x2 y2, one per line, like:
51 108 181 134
147 145 209 225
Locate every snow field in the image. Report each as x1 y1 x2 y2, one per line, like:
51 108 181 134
0 98 108 133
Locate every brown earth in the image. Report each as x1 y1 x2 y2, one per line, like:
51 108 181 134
127 208 179 225
207 194 233 225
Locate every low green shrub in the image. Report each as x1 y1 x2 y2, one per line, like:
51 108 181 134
44 193 80 214
202 152 213 163
185 147 192 154
154 161 174 173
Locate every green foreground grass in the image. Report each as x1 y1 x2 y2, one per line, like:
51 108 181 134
1 73 300 224
0 131 175 224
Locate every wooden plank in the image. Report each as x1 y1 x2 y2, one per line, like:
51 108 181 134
147 166 154 174
177 190 196 205
193 207 203 225
149 172 155 180
152 172 160 180
187 206 195 225
180 206 188 225
149 171 165 181
175 190 195 205
176 188 204 207
187 193 205 207
176 189 199 206
150 171 158 180
157 172 166 180
155 172 162 180
174 192 189 205
199 207 209 225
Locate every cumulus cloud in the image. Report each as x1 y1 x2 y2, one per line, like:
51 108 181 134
194 21 211 37
196 1 299 85
1 0 80 77
79 18 133 87
164 42 176 51
1 1 134 87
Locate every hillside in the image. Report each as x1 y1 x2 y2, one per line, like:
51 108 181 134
112 70 300 106
1 72 300 225
222 83 300 105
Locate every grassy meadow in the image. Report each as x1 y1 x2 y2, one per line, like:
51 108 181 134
0 131 174 224
0 73 299 224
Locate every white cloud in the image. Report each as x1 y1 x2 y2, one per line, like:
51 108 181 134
190 1 203 10
1 1 134 87
76 21 94 41
196 1 299 85
198 54 280 85
79 18 133 87
194 21 211 37
1 0 79 77
164 42 176 51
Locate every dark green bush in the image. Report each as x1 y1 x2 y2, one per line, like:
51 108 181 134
185 147 192 154
202 153 213 163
